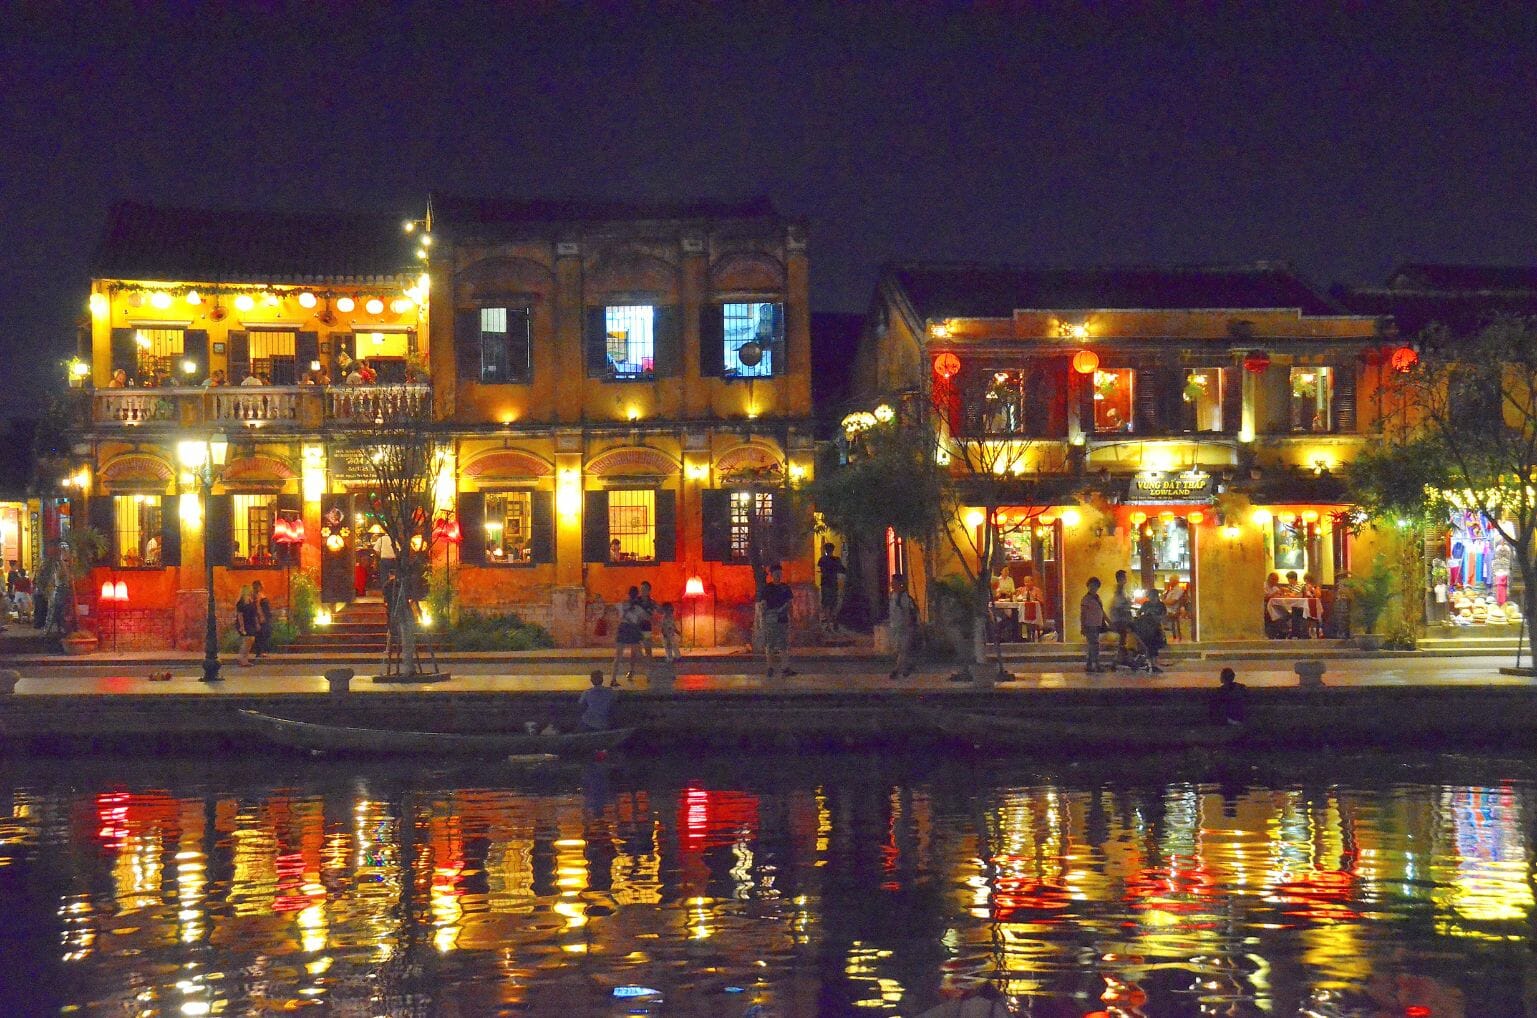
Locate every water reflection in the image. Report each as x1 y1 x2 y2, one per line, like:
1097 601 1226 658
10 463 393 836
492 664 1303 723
0 760 1529 1015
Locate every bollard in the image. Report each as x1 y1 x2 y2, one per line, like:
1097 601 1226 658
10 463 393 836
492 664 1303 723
324 667 354 695
0 669 19 695
1294 659 1326 688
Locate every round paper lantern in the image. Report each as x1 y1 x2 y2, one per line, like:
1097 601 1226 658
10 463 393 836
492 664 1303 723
933 352 961 379
1390 346 1419 372
1243 350 1271 373
1072 349 1100 375
1187 510 1205 524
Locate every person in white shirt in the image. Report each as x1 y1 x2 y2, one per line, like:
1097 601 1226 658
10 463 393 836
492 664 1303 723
240 372 264 386
374 532 397 583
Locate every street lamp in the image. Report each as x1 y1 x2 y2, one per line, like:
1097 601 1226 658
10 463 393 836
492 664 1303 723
181 432 229 682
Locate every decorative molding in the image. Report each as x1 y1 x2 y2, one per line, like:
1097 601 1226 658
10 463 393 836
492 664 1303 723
586 446 679 477
98 452 173 489
463 449 553 480
221 454 298 483
715 444 783 475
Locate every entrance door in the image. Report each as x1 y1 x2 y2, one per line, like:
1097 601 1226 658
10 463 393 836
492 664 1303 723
1133 514 1196 640
320 493 355 603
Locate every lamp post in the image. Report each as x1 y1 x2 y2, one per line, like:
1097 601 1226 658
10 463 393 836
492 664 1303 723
182 432 229 682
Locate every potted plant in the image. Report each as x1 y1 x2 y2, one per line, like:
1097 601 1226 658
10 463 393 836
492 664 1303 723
1349 558 1397 651
38 525 108 654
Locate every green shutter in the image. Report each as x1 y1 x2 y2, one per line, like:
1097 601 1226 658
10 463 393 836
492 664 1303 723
531 490 554 563
1331 364 1358 433
88 496 117 565
160 496 181 567
183 330 210 382
205 494 232 567
766 302 786 377
329 332 355 380
456 309 481 381
654 489 677 562
699 305 725 377
582 490 610 562
110 328 138 382
226 331 250 384
295 332 319 375
586 307 611 378
510 308 532 383
456 492 484 564
653 305 681 378
1222 364 1243 434
700 489 730 562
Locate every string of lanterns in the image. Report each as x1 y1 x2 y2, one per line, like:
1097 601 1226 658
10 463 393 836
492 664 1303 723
93 277 430 321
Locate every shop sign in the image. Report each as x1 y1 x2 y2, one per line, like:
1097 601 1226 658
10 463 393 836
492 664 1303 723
328 445 381 482
1127 471 1212 502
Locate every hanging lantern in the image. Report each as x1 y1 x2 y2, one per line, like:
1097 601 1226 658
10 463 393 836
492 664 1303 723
1389 346 1419 373
1187 510 1205 525
1129 511 1147 525
432 514 463 545
1243 350 1271 373
933 352 961 379
1072 349 1100 375
272 514 306 544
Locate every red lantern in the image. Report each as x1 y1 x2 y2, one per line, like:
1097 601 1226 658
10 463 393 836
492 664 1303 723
1072 349 1100 375
1243 350 1271 373
933 352 961 379
272 515 305 544
1389 346 1419 373
433 515 462 545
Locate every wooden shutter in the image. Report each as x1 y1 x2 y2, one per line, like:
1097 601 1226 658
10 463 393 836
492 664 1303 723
1078 368 1097 435
295 332 319 375
110 328 138 382
329 332 355 380
183 330 209 382
1133 366 1162 434
205 494 232 567
582 490 610 562
88 496 116 564
455 309 480 381
586 307 610 378
510 308 532 382
456 492 485 564
699 304 725 376
160 496 181 567
701 489 731 562
529 490 554 563
1331 364 1358 433
653 305 681 377
654 489 677 562
1031 357 1070 436
227 331 250 384
767 302 786 376
1221 365 1242 434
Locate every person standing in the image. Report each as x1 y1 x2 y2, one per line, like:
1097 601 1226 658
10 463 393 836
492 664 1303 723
1160 573 1188 641
758 564 796 679
251 579 273 659
374 530 397 585
612 586 645 686
1110 569 1134 666
1080 577 1106 674
637 580 658 657
887 573 918 680
235 585 258 667
658 603 681 664
816 542 846 625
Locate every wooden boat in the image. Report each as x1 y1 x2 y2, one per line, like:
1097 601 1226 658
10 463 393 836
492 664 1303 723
919 708 1243 754
238 710 633 757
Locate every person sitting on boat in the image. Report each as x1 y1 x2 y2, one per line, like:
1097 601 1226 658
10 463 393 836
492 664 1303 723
578 669 618 731
1209 667 1248 725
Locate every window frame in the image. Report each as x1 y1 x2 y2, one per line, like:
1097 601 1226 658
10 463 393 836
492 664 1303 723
476 306 533 385
112 494 165 570
602 305 656 382
1090 367 1136 435
132 327 186 382
246 328 299 386
1289 366 1334 434
720 301 782 380
606 488 657 564
726 488 776 564
228 492 281 569
481 489 537 567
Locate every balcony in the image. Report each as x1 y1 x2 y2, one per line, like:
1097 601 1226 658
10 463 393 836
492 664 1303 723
87 384 432 431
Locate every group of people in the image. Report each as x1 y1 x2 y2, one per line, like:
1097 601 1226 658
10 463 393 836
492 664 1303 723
1264 569 1324 638
2 560 35 628
1078 570 1168 673
611 581 681 685
232 581 273 667
104 359 389 389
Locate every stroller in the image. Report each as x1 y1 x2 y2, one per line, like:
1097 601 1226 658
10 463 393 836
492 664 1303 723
1114 600 1167 673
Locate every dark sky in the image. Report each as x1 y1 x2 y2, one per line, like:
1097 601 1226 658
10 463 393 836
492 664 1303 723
3 4 1535 413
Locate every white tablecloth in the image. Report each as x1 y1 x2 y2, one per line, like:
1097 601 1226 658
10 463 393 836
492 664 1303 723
1266 596 1320 621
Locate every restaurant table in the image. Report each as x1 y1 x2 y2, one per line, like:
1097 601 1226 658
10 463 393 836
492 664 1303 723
1266 596 1321 622
992 600 1044 641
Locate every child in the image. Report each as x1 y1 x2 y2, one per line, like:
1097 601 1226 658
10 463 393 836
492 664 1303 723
659 602 680 663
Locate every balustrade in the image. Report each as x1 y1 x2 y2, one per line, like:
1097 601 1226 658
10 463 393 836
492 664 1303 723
325 384 433 424
209 386 301 424
88 383 433 429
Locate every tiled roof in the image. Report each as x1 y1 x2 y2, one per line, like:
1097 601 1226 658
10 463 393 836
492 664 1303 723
93 201 416 283
1384 263 1537 293
433 194 780 229
886 262 1342 320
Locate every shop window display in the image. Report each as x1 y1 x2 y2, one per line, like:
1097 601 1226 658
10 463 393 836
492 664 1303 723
1092 369 1133 433
1130 517 1191 593
1441 511 1522 627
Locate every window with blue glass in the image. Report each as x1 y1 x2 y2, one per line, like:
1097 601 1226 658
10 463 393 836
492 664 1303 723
604 305 655 379
723 302 780 378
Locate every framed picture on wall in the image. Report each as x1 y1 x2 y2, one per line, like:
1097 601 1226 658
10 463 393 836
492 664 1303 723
212 342 226 355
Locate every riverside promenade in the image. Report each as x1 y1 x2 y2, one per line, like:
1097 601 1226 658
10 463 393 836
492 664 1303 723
3 652 1537 757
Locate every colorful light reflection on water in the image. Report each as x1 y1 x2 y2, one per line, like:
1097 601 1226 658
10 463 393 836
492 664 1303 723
0 759 1530 1016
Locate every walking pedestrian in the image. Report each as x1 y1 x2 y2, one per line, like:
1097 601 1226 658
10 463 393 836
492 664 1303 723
887 573 918 680
612 586 645 686
1080 577 1106 673
235 585 258 667
251 580 273 659
658 603 681 663
758 564 796 679
1110 569 1134 666
637 580 657 657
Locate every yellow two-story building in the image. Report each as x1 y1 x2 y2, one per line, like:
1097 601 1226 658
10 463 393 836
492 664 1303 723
63 197 815 648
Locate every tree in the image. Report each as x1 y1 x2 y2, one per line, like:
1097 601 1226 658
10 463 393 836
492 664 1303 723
1358 316 1537 651
355 420 451 680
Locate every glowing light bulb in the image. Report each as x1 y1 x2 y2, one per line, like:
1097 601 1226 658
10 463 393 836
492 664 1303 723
234 294 255 312
335 296 355 313
390 297 412 314
365 298 384 315
149 291 172 309
184 290 201 306
298 291 317 308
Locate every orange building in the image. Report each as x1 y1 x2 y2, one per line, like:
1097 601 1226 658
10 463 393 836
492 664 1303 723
852 263 1403 643
61 198 815 648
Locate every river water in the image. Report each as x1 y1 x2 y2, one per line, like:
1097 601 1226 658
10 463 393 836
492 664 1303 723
0 752 1531 1017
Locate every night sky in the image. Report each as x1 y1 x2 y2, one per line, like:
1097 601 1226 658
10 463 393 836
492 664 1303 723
3 5 1535 414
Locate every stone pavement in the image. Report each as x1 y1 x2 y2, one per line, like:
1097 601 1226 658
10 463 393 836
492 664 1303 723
5 653 1533 697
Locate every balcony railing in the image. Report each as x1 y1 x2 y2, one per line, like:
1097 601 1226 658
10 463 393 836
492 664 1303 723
88 383 432 429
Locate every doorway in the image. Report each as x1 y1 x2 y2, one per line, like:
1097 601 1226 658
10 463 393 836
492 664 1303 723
320 493 355 604
1132 513 1197 641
